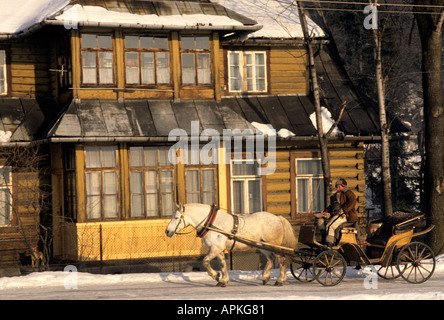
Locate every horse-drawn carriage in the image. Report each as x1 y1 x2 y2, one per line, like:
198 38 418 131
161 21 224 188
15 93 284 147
166 204 436 287
290 211 435 286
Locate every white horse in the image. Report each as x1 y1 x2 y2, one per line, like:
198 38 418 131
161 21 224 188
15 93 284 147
165 203 297 287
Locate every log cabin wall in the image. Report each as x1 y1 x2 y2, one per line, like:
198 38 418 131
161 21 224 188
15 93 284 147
265 144 367 230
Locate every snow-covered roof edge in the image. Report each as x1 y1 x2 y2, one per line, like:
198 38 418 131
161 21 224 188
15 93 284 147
0 0 71 37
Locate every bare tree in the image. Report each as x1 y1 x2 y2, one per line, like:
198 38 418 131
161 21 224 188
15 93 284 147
369 0 393 216
415 0 444 255
296 0 333 208
0 145 52 271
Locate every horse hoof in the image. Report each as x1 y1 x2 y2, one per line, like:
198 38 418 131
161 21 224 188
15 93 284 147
216 282 226 287
274 281 284 286
262 280 268 285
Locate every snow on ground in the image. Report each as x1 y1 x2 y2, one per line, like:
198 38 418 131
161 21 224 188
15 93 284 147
0 254 442 300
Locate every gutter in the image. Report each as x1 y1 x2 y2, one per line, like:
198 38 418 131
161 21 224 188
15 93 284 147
40 134 416 144
44 19 263 33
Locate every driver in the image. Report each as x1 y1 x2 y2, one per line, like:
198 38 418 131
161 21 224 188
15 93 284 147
314 178 358 247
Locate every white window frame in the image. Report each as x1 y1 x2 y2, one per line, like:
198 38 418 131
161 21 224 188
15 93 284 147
295 158 324 213
230 159 262 214
0 50 7 95
0 166 12 226
228 51 267 93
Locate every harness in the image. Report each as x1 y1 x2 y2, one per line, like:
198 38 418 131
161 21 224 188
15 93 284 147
196 204 219 238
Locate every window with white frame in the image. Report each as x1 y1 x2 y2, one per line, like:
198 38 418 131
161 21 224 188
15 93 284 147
129 147 175 218
85 146 119 220
231 160 262 214
0 50 7 95
228 51 267 93
0 166 12 225
295 159 324 213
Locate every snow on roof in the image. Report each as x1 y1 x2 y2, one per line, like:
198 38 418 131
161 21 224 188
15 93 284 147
215 0 325 39
53 4 245 29
0 0 70 35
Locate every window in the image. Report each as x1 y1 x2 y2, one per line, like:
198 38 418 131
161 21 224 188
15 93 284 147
129 147 174 218
125 36 170 85
85 146 119 220
0 50 7 95
0 166 12 225
228 51 267 92
295 159 324 213
81 34 114 85
181 36 211 85
231 160 262 214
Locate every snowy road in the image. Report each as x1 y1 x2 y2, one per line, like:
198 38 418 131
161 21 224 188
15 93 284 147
0 256 443 300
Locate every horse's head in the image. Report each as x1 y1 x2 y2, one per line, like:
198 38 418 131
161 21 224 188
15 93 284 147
165 203 187 237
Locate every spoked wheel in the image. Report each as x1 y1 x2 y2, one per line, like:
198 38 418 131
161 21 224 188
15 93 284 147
396 242 436 284
312 250 347 286
290 250 316 282
377 265 401 280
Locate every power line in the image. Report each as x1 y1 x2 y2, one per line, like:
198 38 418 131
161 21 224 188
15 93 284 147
290 0 444 9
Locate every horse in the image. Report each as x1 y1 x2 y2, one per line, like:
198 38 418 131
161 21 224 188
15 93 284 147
165 203 298 287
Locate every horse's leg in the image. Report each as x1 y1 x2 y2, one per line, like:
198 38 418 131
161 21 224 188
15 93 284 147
202 246 223 283
260 250 275 285
216 252 229 287
275 255 288 286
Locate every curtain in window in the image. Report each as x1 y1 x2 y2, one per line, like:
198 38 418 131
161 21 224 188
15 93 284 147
202 169 215 205
145 171 158 217
86 172 101 219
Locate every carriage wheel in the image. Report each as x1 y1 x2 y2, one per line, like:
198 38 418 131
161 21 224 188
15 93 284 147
312 250 347 286
290 250 316 282
396 242 435 284
377 265 401 280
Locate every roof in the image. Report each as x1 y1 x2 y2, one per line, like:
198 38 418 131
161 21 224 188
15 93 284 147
0 98 60 143
215 0 325 39
49 0 260 33
47 99 254 140
0 0 261 37
0 0 70 36
315 42 409 135
46 93 406 143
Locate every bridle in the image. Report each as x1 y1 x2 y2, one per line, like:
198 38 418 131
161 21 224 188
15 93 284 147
174 204 219 237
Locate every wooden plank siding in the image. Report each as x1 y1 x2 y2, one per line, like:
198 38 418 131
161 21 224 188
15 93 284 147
265 145 367 226
9 38 52 97
219 45 309 97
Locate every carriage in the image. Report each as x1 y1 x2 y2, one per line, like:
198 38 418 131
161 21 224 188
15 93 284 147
289 212 436 286
166 204 436 287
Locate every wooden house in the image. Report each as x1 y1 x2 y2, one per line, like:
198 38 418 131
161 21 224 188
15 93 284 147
0 0 408 270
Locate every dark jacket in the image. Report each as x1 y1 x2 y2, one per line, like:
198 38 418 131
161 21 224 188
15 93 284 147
328 188 358 222
338 188 358 222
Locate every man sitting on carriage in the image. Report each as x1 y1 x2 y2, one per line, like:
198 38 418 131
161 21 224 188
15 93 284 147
314 178 358 247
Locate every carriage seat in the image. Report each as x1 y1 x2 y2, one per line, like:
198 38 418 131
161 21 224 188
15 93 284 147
366 212 426 246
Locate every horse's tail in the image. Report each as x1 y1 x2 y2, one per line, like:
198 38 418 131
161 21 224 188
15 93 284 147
278 216 298 249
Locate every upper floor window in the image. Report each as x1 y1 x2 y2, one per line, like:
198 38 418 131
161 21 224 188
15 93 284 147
81 34 114 85
228 51 267 93
295 159 324 213
125 35 170 86
0 50 7 95
181 36 211 86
